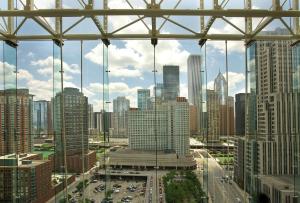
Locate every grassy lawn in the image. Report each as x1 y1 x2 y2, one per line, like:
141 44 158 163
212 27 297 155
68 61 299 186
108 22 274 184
33 149 54 159
215 156 234 165
163 170 206 203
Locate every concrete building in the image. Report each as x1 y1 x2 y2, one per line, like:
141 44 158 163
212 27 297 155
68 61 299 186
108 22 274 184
187 55 202 134
137 89 151 110
0 89 33 156
112 96 130 137
0 153 53 203
52 87 95 172
238 39 300 199
33 100 52 138
128 97 190 156
206 89 220 142
163 65 180 101
53 87 88 156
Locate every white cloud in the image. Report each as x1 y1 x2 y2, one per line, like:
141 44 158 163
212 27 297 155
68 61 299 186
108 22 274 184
84 82 142 110
85 40 190 78
31 56 80 80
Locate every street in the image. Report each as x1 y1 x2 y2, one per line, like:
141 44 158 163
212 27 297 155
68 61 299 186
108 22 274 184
194 149 249 203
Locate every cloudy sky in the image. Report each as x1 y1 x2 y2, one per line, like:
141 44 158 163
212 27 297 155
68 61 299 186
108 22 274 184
0 0 292 111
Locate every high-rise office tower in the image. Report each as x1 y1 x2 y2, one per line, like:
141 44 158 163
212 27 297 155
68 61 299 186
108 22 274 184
53 87 88 156
33 100 52 138
214 71 228 105
187 55 202 134
52 87 96 172
219 96 234 136
128 97 190 156
235 93 248 136
206 72 234 142
0 89 33 156
206 89 220 142
137 89 150 110
163 65 180 101
112 96 130 137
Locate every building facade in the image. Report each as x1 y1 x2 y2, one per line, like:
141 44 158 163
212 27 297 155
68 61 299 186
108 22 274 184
0 89 33 156
128 97 190 156
137 89 151 110
0 153 53 203
112 96 130 137
163 65 180 101
235 93 248 136
237 39 300 200
33 100 52 138
187 55 202 135
52 88 95 172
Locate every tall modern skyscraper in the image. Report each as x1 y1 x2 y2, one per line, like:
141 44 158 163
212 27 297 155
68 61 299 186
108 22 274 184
187 55 202 134
33 100 52 138
53 87 88 156
137 89 150 110
235 93 248 136
0 89 33 156
237 38 300 197
206 72 234 142
112 96 130 137
206 89 220 142
214 71 228 105
163 65 179 101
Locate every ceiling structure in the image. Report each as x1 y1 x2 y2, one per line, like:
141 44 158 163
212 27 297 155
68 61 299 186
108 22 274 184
0 0 299 43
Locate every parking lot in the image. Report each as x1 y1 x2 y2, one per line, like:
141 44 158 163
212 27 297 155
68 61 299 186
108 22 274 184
72 178 146 203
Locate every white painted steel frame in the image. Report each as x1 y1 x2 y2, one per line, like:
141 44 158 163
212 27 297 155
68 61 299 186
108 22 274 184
0 0 299 41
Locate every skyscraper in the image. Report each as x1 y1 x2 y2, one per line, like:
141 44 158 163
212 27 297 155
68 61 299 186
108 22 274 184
33 100 52 138
187 55 202 134
206 89 220 142
53 87 88 156
52 87 95 172
239 38 300 196
235 93 248 136
137 89 150 110
0 89 33 156
163 65 180 101
214 71 228 105
112 96 130 137
206 72 234 142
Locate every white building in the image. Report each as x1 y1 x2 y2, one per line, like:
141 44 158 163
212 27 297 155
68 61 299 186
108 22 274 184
128 97 190 156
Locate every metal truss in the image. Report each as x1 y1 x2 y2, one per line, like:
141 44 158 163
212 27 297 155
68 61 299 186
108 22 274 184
0 0 299 42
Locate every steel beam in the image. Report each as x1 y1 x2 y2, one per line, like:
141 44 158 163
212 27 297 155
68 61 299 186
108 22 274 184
293 0 299 34
1 33 298 40
0 9 299 18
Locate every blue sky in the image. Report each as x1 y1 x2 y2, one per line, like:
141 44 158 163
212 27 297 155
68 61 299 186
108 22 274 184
0 0 293 111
